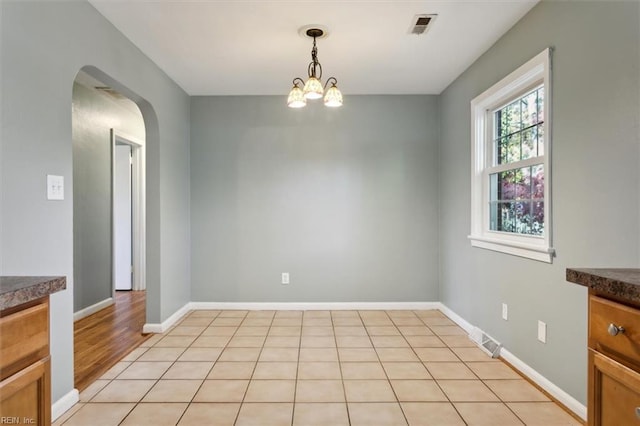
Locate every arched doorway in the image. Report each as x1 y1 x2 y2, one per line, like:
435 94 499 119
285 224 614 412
71 67 152 390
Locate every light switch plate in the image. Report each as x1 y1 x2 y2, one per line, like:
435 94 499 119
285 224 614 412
281 272 290 285
47 175 64 200
537 320 547 343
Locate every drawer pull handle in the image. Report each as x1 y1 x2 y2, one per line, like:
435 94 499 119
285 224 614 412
608 323 625 336
636 407 640 419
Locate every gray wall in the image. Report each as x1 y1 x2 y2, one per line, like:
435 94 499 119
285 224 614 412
72 82 145 312
439 1 640 404
1 1 190 402
191 96 439 303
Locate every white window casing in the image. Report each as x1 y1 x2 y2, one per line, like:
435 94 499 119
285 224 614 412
469 48 555 263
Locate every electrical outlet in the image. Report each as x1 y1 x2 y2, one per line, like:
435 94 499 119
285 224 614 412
281 272 290 285
502 303 508 321
537 320 547 343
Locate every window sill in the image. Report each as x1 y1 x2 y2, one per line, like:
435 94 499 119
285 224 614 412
468 235 555 263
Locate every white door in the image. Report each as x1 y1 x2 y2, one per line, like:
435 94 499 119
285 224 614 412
114 144 132 290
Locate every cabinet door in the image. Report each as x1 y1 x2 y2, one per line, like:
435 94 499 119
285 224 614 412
590 350 640 426
0 357 50 426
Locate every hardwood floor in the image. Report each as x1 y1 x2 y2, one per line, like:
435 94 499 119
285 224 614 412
74 291 150 391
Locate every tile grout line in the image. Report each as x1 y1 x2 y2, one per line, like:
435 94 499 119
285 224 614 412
232 310 267 426
290 311 303 426
371 310 410 426
332 310 353 426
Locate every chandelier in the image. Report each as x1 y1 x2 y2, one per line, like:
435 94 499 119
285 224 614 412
287 28 343 108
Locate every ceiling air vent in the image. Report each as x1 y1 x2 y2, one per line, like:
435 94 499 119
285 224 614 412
409 14 437 35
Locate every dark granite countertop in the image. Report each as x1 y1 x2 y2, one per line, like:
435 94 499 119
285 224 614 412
566 268 640 305
0 276 66 311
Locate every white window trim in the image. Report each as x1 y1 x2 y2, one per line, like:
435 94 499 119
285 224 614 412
469 48 554 263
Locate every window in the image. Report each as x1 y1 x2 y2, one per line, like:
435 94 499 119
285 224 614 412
469 48 554 263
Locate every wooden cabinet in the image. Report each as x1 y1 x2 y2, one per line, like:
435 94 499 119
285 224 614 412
0 298 51 425
588 295 640 426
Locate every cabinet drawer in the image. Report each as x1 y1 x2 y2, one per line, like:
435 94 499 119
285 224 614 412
0 300 49 379
589 296 640 366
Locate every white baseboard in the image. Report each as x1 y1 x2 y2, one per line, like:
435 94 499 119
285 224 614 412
436 303 474 333
437 304 586 421
142 302 191 333
73 298 113 321
500 348 587 420
189 301 440 311
52 388 79 421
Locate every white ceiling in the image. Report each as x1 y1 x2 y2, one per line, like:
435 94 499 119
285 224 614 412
89 1 538 96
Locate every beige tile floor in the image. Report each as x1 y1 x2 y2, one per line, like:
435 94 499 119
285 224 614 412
55 309 582 425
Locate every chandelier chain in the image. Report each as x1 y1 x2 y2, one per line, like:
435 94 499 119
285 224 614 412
308 36 322 79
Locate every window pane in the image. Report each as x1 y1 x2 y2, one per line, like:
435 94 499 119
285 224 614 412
489 165 543 236
514 201 528 234
490 173 498 201
521 126 537 160
537 124 544 156
494 202 517 233
521 90 539 128
497 133 521 165
532 164 544 200
532 201 544 235
496 136 507 164
490 167 531 201
496 100 521 138
537 88 544 124
489 201 499 231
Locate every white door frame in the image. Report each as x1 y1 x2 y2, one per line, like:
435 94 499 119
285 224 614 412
111 129 146 293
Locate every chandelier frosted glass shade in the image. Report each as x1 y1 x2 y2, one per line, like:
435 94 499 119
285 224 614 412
324 81 343 107
287 81 306 108
303 77 324 99
288 27 342 108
